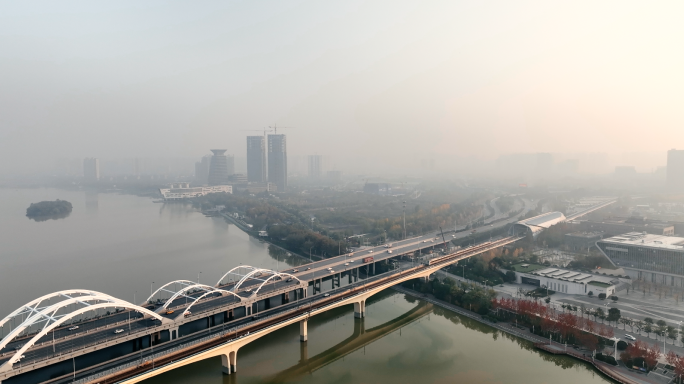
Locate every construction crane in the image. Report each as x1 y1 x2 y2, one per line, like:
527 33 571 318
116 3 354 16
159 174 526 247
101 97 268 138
268 123 295 135
241 128 272 137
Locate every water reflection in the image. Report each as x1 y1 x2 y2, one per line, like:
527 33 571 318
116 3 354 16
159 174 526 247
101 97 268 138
270 301 433 382
26 211 71 222
85 191 99 215
142 291 610 384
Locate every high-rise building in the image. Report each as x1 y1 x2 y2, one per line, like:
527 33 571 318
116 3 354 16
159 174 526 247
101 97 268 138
83 158 100 180
194 155 211 185
268 134 287 192
308 155 322 178
667 149 684 190
208 149 233 186
247 136 266 182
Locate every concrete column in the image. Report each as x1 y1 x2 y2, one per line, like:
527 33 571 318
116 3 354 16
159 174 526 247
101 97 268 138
300 319 308 342
300 340 308 362
170 326 179 340
372 262 375 275
221 354 231 375
229 351 237 373
354 300 365 318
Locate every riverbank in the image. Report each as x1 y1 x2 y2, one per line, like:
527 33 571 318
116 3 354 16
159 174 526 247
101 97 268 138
391 285 662 384
218 212 316 264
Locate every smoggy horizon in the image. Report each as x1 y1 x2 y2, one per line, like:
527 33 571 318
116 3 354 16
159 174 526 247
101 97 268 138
2 1 683 177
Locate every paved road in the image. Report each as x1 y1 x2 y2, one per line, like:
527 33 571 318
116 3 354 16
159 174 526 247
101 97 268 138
1 198 535 371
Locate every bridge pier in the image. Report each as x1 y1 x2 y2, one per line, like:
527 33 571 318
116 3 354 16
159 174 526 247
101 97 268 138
230 350 237 373
353 300 365 318
300 340 308 361
221 354 231 375
169 326 179 340
300 319 308 341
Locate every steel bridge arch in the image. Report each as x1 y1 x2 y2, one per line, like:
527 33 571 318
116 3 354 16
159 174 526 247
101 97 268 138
6 303 165 367
0 299 166 368
0 294 120 353
253 273 302 295
146 280 198 304
215 265 259 287
232 269 278 292
160 284 218 311
0 289 114 329
183 289 242 315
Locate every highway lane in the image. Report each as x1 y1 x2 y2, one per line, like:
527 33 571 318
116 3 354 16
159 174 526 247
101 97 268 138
2 200 535 369
48 237 521 384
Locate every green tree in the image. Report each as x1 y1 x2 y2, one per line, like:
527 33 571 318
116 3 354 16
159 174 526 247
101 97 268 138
657 320 668 340
644 317 654 337
607 308 621 326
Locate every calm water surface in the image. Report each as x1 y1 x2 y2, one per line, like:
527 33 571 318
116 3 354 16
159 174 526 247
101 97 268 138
0 188 611 383
143 291 612 384
0 188 302 316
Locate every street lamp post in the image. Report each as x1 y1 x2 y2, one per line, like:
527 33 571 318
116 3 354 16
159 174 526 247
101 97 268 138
403 201 406 240
150 282 154 304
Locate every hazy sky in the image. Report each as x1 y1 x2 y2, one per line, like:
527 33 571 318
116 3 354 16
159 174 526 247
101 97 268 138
1 1 683 174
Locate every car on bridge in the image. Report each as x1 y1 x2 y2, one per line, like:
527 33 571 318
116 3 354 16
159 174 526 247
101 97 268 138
68 326 79 331
114 329 124 334
165 310 174 315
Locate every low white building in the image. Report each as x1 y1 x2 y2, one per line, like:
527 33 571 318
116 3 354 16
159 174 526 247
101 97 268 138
159 183 232 200
509 264 617 296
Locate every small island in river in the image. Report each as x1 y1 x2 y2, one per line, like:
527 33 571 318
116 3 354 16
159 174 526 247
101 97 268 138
26 199 73 221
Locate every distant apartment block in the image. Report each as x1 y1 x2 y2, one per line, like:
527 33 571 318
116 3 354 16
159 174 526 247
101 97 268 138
159 183 232 200
308 155 322 178
247 136 266 182
668 149 684 190
579 215 674 236
228 173 248 184
194 155 211 185
268 134 287 192
364 183 391 195
208 150 234 186
83 158 100 180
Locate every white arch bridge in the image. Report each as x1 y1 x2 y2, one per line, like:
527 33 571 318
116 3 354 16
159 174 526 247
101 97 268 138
0 236 520 384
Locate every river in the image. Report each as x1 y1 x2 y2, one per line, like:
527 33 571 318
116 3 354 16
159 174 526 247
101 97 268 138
0 188 611 383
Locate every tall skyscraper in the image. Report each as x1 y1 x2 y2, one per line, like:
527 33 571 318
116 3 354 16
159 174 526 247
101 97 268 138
268 134 287 192
83 158 100 180
194 155 211 185
308 155 322 179
247 136 266 182
207 149 233 186
667 149 684 190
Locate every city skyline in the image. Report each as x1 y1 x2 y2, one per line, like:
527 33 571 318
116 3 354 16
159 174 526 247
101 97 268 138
2 2 684 177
